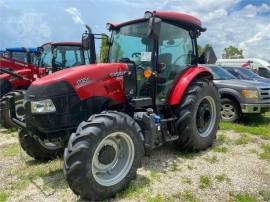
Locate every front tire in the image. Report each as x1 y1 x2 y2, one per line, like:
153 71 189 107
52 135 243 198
0 90 25 129
175 78 220 151
19 129 63 161
64 111 144 201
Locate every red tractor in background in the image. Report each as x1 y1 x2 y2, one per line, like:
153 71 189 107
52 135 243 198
0 41 93 128
12 11 220 200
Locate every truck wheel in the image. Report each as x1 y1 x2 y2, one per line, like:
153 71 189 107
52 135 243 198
175 78 220 151
0 90 25 129
64 111 144 201
220 98 240 122
19 129 63 161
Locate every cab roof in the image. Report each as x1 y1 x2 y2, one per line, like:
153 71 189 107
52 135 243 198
42 42 81 46
111 10 205 31
6 47 37 52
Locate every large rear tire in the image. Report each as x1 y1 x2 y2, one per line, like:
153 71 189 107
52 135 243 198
19 129 63 161
175 78 220 151
0 90 25 129
64 111 144 201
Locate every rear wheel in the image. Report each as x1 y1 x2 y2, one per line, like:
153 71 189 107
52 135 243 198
220 98 240 122
64 111 144 201
19 129 63 161
175 78 220 151
0 90 25 129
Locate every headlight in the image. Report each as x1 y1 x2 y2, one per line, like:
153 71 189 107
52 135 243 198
241 89 258 99
31 99 56 113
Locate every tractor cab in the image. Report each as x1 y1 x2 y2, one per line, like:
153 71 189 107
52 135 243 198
3 47 37 64
84 11 215 108
38 42 89 73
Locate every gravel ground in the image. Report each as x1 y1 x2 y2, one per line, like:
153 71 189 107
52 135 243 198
0 128 269 202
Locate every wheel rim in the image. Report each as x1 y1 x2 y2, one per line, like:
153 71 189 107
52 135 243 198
92 132 135 186
221 103 235 120
196 96 217 137
15 100 25 121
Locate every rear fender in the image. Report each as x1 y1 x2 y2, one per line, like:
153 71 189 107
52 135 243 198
167 66 213 105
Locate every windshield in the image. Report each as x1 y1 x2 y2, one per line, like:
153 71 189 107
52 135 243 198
40 45 84 69
227 67 260 80
109 21 153 67
6 51 28 62
208 66 236 80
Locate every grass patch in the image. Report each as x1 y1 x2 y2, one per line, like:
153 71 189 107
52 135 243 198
220 113 270 140
182 176 192 185
168 190 199 202
204 155 218 164
7 127 17 133
2 143 20 157
259 190 270 201
117 176 151 199
231 193 257 202
215 174 230 183
149 170 161 181
199 175 212 189
212 146 228 153
147 194 163 202
0 192 9 202
259 143 270 161
234 134 252 145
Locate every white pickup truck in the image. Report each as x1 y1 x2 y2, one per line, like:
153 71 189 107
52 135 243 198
216 58 270 79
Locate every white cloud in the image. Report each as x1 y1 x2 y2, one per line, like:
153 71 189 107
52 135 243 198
156 0 270 60
65 7 84 25
0 2 51 48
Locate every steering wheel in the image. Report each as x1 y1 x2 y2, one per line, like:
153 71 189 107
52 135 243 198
173 53 191 65
131 52 141 58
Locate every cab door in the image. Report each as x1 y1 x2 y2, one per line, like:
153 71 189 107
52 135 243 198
156 22 194 105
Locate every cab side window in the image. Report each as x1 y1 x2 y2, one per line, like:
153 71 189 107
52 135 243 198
156 22 193 104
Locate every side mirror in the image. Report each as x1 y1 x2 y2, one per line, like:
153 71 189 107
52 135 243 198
199 46 217 64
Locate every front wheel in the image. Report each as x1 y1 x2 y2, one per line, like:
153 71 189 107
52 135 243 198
0 90 25 129
64 111 144 201
19 129 63 161
175 78 220 151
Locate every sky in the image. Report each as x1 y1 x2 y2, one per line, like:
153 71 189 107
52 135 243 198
0 0 269 60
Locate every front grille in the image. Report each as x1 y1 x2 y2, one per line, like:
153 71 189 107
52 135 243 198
259 87 270 100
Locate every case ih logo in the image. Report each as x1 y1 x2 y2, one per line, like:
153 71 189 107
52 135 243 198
76 77 90 87
109 71 128 78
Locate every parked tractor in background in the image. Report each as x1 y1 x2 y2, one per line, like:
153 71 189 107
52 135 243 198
12 11 220 200
0 41 92 128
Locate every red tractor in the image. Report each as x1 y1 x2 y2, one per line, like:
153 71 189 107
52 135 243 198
12 11 220 200
0 41 92 128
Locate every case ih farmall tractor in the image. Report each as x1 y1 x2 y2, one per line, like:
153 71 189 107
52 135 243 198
12 11 220 200
0 42 90 128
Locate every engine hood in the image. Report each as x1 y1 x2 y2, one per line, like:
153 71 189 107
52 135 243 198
29 63 128 101
214 79 269 89
32 63 128 86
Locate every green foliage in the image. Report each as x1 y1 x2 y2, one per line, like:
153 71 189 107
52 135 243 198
0 192 8 202
212 146 228 153
234 134 252 145
198 44 212 57
2 144 20 157
99 34 109 62
222 45 244 59
259 190 270 201
259 144 270 161
199 176 212 189
232 193 257 202
215 174 230 183
219 113 270 140
182 176 192 185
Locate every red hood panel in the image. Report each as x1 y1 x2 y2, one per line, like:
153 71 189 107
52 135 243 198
32 63 128 101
